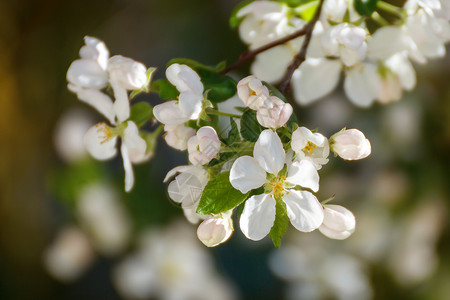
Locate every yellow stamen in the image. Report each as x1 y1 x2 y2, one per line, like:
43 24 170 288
96 122 113 144
302 141 317 155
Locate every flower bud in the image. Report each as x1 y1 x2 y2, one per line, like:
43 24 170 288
237 75 271 110
256 96 293 128
197 213 233 247
187 126 221 166
319 204 356 240
330 128 371 160
164 124 196 151
108 55 148 90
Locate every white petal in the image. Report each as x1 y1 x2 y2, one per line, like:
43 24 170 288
254 129 285 175
239 194 276 241
123 121 147 154
111 82 130 123
344 63 380 107
291 58 341 105
322 204 355 231
229 156 266 193
163 165 201 183
178 91 203 120
286 160 320 192
319 224 354 240
166 64 203 95
67 59 108 89
84 123 118 160
251 45 295 83
80 36 109 70
283 190 324 232
153 101 190 125
386 54 416 91
367 26 411 60
121 144 134 192
69 86 116 124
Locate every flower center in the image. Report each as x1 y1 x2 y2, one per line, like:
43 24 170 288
302 141 317 155
96 122 113 144
250 90 257 96
265 176 288 199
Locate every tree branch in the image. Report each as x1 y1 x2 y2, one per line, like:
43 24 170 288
222 25 309 75
278 0 325 94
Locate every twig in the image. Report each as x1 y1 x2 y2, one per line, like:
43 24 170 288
222 25 309 75
278 0 325 94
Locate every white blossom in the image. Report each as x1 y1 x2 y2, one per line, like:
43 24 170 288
187 126 221 166
153 64 204 125
330 128 371 161
291 126 329 169
237 75 271 110
230 129 323 240
197 210 234 247
319 204 356 240
164 124 196 151
256 96 293 129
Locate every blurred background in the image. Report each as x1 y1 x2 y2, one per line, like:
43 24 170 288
1 0 449 299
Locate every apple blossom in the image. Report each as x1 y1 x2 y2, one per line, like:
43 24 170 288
319 204 356 240
164 124 196 151
237 75 271 110
187 126 221 166
256 96 293 129
330 129 371 161
230 129 323 240
291 126 329 169
197 211 234 247
153 64 204 125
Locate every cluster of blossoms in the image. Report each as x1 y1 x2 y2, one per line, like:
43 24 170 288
63 0 449 249
237 0 450 106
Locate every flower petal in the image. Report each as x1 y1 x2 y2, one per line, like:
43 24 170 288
166 64 203 95
121 144 134 192
230 156 266 193
111 82 130 123
66 59 108 89
153 101 190 125
254 129 285 175
69 85 116 125
344 63 380 107
291 58 342 105
178 91 203 120
319 224 354 240
283 190 324 232
123 121 146 154
84 123 118 160
286 160 320 192
251 45 295 83
240 194 276 241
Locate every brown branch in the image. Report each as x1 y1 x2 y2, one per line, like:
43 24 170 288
222 25 309 75
278 0 325 94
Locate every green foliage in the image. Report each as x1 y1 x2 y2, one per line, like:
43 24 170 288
225 117 241 145
129 102 153 127
229 0 255 29
167 58 226 73
354 0 378 16
150 79 179 100
196 171 249 215
269 197 290 248
240 109 264 142
294 0 319 21
197 69 237 103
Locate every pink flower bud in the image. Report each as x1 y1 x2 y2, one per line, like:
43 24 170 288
164 124 196 151
197 214 233 247
237 76 271 110
256 96 293 128
319 204 356 240
187 126 221 166
331 128 371 160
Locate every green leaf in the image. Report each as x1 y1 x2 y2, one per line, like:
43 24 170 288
354 0 378 16
225 117 240 145
269 197 290 248
240 109 264 142
295 0 319 21
129 102 153 127
197 69 237 103
150 79 179 100
230 0 255 29
168 58 226 73
197 171 249 215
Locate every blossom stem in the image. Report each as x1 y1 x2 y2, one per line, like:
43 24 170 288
222 24 310 75
206 108 242 118
150 124 164 138
278 0 325 94
376 1 404 17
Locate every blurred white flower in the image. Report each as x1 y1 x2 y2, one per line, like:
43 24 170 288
164 124 196 151
113 221 237 300
319 204 356 240
330 128 371 161
53 109 94 163
153 64 204 125
43 226 94 282
77 183 131 256
197 210 234 247
230 130 322 240
187 126 221 166
291 126 329 169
